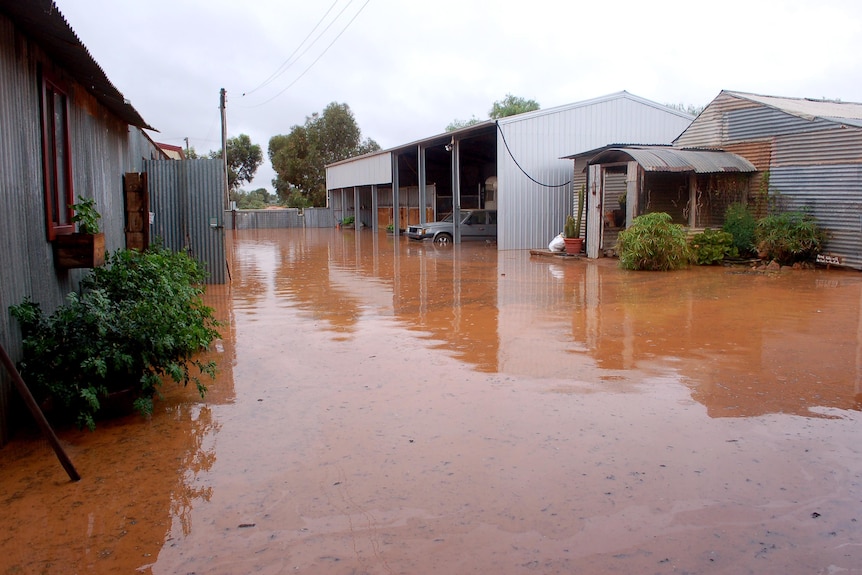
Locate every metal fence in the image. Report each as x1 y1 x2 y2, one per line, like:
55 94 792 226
226 207 335 230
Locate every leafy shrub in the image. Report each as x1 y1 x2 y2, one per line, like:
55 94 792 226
690 228 739 265
754 211 826 264
10 246 220 430
342 215 355 226
617 212 691 271
722 202 756 256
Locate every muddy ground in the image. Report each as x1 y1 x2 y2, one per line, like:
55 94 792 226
2 228 861 574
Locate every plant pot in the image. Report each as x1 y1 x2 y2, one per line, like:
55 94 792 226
563 237 583 255
53 232 105 269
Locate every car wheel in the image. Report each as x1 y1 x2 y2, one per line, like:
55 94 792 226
433 233 452 245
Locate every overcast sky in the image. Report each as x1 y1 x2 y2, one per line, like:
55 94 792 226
56 0 862 192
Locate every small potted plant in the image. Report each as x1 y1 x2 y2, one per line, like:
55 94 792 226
563 184 586 255
564 215 580 254
53 196 105 269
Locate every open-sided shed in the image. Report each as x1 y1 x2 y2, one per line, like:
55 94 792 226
326 91 693 250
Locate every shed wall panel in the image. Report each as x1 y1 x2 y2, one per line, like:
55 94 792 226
772 128 862 167
497 95 692 250
326 152 392 189
726 107 834 141
769 165 862 269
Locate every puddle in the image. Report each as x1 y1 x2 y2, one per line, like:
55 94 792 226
2 228 862 574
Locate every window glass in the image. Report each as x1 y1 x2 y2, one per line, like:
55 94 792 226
41 72 74 239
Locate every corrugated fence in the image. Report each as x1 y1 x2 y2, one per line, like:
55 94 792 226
226 207 335 230
144 159 227 284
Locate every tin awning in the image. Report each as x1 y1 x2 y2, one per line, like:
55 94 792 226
587 146 756 173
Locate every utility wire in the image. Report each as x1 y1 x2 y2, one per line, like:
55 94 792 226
496 121 571 188
243 0 340 97
248 0 370 107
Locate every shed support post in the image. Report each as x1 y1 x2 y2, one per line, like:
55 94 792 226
688 174 698 228
371 184 378 231
392 153 400 235
626 161 639 227
451 137 461 244
353 186 360 228
418 144 427 225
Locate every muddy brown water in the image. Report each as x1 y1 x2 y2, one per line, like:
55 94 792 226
2 228 862 574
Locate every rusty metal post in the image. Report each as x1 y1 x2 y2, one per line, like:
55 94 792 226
0 343 80 482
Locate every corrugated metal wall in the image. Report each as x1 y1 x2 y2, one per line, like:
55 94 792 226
326 151 392 189
675 91 862 269
1 13 163 443
770 165 862 268
226 207 335 229
145 159 226 283
497 93 693 250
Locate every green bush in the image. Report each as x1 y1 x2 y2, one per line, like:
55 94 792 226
754 211 826 264
342 215 355 226
10 246 220 430
722 202 757 256
617 212 691 271
690 228 739 265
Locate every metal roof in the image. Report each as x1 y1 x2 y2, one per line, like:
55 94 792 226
0 0 154 130
587 146 757 173
725 90 862 125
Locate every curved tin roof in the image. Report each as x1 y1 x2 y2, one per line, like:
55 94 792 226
588 146 756 173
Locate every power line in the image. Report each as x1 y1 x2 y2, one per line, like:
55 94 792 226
243 0 340 97
246 0 371 107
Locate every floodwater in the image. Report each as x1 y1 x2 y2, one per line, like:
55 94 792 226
2 228 862 575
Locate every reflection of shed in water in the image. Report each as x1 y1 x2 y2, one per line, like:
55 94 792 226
567 146 756 258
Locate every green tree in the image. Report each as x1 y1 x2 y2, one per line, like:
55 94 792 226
665 102 705 116
446 115 482 132
230 187 276 209
209 134 263 192
489 94 540 119
446 94 540 130
269 102 380 207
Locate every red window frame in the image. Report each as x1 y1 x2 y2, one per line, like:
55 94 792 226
40 69 75 240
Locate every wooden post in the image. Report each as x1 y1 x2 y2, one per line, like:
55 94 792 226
0 343 80 482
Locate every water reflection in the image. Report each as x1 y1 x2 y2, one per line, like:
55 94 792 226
238 228 862 418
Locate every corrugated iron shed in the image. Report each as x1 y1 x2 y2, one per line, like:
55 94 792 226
725 90 862 126
587 146 757 173
0 0 153 130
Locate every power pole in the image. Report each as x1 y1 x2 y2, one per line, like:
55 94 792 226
183 137 190 158
220 88 229 209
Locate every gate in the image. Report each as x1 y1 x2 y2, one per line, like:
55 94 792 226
143 159 226 284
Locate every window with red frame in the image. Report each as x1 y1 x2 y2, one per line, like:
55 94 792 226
40 69 74 240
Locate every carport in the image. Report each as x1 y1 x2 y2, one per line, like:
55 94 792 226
581 146 757 258
327 122 497 242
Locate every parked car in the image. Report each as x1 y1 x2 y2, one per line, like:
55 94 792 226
405 210 497 245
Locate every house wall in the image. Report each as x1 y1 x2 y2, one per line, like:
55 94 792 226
497 93 693 250
675 92 862 269
0 14 161 443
